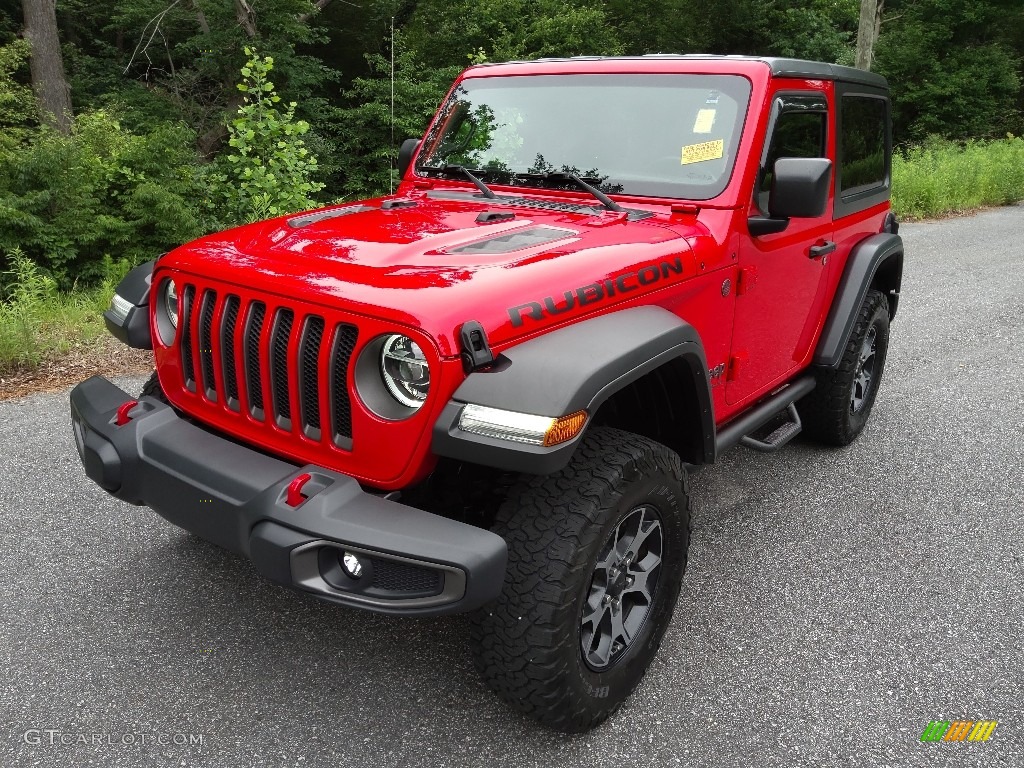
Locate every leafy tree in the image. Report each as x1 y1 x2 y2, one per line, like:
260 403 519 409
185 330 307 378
207 49 324 223
874 0 1023 140
0 109 207 285
21 0 72 132
0 39 36 147
329 42 460 198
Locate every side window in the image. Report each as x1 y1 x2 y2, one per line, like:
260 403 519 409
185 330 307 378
839 96 887 194
758 109 827 212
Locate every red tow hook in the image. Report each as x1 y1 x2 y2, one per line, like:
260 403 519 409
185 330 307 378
286 473 313 507
115 400 139 426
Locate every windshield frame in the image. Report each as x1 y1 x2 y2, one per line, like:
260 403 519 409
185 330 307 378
414 72 755 203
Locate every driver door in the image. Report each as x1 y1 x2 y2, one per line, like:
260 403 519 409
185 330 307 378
727 90 835 405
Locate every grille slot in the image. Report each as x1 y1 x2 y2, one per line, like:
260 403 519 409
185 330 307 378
198 289 217 401
174 285 358 450
330 324 358 447
370 558 443 596
270 308 294 428
180 285 196 391
299 316 325 439
221 296 241 410
244 302 266 417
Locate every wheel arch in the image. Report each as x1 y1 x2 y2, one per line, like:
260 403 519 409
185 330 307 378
431 307 716 475
814 233 903 369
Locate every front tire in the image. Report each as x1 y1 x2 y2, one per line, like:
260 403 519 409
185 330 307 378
470 427 690 732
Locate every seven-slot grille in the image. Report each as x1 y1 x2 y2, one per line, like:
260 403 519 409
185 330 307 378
177 285 358 448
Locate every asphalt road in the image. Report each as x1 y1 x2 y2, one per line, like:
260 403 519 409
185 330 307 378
2 206 1023 768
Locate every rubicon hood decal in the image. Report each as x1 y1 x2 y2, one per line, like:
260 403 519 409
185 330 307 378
508 256 686 327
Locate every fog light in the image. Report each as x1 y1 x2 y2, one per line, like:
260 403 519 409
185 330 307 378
341 551 364 579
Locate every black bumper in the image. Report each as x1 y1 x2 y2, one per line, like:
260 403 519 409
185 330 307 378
69 376 507 616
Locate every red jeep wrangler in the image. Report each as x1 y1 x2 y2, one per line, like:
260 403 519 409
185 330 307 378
70 55 902 732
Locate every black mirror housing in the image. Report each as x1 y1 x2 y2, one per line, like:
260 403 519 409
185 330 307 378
398 138 421 179
768 157 832 219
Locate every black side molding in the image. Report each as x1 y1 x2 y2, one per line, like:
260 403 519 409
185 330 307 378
103 259 155 350
815 233 903 369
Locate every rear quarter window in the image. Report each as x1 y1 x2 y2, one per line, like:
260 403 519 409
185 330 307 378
835 89 891 218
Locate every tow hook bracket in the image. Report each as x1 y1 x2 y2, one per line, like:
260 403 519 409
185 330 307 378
286 473 313 507
115 400 139 426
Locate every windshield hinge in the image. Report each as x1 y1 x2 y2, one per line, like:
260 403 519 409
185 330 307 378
459 321 495 373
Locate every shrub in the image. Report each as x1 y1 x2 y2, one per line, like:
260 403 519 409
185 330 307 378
0 110 208 287
892 136 1024 219
207 49 325 225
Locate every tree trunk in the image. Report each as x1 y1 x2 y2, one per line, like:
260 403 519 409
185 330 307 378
21 0 72 133
234 0 258 37
855 0 884 71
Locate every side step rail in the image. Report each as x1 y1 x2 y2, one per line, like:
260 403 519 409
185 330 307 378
740 403 802 453
714 375 816 457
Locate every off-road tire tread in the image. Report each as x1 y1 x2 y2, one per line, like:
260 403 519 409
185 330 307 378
469 427 689 732
140 371 169 404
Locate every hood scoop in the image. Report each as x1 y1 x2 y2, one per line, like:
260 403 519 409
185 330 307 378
288 205 375 228
448 226 577 255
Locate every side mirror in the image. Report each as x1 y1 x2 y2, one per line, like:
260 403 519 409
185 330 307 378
398 138 421 179
769 157 832 218
748 157 832 236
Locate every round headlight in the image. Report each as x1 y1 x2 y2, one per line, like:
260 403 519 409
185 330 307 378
380 335 429 408
164 279 179 329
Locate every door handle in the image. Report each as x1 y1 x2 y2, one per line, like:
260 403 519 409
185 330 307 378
808 241 836 259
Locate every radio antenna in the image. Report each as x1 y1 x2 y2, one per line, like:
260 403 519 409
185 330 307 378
390 16 395 194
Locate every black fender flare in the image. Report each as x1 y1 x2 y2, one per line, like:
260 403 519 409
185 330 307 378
814 233 903 369
431 306 714 474
103 260 155 350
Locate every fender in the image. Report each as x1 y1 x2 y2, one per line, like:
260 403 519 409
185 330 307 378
432 306 714 475
104 260 155 350
814 233 903 368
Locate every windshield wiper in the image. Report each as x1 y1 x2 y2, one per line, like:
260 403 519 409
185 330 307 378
420 164 496 199
519 171 623 213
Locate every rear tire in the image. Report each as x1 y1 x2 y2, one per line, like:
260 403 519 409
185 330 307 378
802 288 890 446
470 427 690 732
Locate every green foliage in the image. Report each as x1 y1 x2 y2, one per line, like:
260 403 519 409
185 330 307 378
892 136 1024 219
62 0 332 148
875 0 1023 141
0 247 116 372
330 45 461 199
404 0 624 66
0 39 35 148
208 50 325 224
0 110 207 287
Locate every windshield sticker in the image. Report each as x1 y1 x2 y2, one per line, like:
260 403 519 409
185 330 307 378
693 109 717 134
681 139 724 165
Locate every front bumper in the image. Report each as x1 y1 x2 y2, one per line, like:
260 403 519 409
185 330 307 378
69 376 507 616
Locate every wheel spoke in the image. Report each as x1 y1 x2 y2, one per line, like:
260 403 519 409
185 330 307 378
580 504 665 671
581 591 609 629
609 604 630 647
627 510 659 556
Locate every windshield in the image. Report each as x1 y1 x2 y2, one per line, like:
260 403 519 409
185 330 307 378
416 73 752 201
